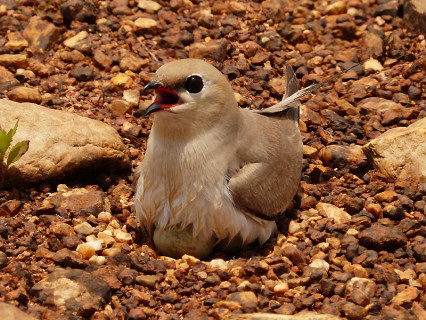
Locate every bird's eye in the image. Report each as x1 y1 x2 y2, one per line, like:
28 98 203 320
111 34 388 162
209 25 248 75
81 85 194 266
184 75 203 94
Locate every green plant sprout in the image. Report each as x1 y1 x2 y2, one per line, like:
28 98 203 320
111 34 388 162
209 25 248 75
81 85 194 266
0 120 30 186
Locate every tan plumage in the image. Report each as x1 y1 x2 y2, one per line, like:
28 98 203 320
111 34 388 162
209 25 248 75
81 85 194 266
134 58 303 257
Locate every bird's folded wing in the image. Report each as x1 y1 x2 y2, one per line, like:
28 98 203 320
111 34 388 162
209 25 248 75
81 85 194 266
228 162 286 223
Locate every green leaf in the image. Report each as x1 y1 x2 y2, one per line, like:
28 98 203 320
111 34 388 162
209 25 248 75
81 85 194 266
0 120 19 154
6 140 29 167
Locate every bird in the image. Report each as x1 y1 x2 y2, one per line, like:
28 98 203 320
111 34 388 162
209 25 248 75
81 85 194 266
133 58 303 259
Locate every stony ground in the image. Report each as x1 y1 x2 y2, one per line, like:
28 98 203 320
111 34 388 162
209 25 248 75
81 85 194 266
0 0 425 319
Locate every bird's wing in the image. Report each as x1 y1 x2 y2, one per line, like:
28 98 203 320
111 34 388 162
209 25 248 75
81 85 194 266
227 113 303 221
228 156 301 222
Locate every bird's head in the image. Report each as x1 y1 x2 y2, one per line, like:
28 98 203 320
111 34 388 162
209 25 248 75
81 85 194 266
141 59 237 120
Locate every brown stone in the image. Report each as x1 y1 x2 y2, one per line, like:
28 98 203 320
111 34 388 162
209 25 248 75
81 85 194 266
7 87 42 104
359 225 407 250
22 16 60 50
189 40 229 63
404 0 426 33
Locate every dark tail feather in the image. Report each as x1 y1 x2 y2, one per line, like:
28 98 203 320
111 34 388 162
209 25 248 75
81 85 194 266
256 62 363 117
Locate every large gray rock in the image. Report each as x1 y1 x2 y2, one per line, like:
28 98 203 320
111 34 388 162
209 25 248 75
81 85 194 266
363 118 426 183
0 303 37 320
0 99 130 186
404 0 426 34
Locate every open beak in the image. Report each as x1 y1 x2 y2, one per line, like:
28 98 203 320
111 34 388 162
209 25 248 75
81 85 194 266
141 81 181 117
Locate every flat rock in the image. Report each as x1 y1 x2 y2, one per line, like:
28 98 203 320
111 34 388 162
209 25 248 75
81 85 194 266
0 303 37 320
363 117 426 183
30 269 110 316
0 99 130 186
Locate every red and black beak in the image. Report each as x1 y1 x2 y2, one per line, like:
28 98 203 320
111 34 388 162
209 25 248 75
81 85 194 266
141 81 181 117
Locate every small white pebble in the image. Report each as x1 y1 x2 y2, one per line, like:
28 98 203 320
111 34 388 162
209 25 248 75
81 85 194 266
113 229 133 243
102 247 121 257
76 243 95 259
345 228 359 237
309 258 330 272
208 258 228 269
86 239 106 251
89 255 106 265
182 254 199 267
74 222 94 235
274 282 289 293
98 211 112 223
109 219 121 229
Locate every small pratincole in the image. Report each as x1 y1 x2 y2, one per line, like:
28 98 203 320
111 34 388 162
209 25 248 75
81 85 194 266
134 58 303 259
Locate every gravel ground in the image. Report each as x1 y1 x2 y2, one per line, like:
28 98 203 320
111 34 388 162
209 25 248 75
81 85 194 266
0 0 425 319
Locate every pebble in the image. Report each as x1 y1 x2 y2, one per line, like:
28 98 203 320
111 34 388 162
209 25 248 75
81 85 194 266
137 0 162 12
113 229 133 243
89 255 107 265
309 259 330 272
0 66 20 89
136 274 162 288
5 31 28 51
390 286 418 305
76 243 95 259
342 302 367 320
85 236 106 251
98 211 112 223
267 78 286 97
23 16 60 50
7 86 41 104
110 99 131 116
189 39 229 62
363 58 384 71
324 1 346 15
316 202 352 224
111 73 133 89
226 291 258 313
102 247 121 257
123 89 140 107
50 221 76 237
407 85 421 100
303 145 319 159
119 51 146 72
360 224 407 250
52 248 89 268
74 222 94 235
63 31 89 50
273 282 289 293
0 54 28 69
135 18 159 32
345 277 376 306
93 49 113 70
374 190 398 203
319 145 366 169
70 65 94 82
